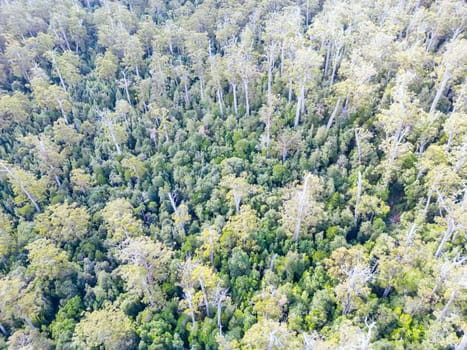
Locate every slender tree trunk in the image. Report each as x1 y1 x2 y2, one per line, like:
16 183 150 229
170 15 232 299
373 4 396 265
186 290 196 328
232 83 238 118
216 88 224 118
23 316 36 330
326 97 341 130
429 68 450 115
382 285 392 298
435 219 454 258
288 79 293 103
0 323 7 337
51 51 67 92
199 276 211 317
121 70 132 105
105 119 122 155
354 171 362 224
243 80 250 116
439 289 457 320
0 163 41 212
455 330 467 350
294 84 305 128
265 117 271 156
329 46 342 88
217 298 223 333
324 41 331 77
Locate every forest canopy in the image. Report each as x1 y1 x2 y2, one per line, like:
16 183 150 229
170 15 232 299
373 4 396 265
0 0 466 349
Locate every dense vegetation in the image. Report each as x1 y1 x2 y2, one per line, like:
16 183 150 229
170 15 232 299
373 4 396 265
0 0 466 348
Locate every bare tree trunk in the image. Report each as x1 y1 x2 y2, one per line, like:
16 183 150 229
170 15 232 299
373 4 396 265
216 88 224 118
0 163 40 212
435 219 454 258
199 276 211 317
23 316 36 330
51 51 67 92
329 45 342 89
429 68 450 115
121 70 132 105
243 80 250 116
354 171 362 224
439 289 457 320
265 117 271 156
186 289 196 328
326 97 341 130
324 41 331 77
455 330 467 350
294 84 305 128
0 323 7 336
105 119 122 155
232 83 238 118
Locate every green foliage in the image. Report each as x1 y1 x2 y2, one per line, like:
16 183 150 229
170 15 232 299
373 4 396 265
0 0 465 348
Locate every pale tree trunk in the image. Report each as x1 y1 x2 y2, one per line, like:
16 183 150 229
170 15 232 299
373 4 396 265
24 316 36 330
105 119 122 155
216 88 224 118
121 70 132 105
354 171 362 224
199 275 210 317
0 163 41 212
324 41 331 77
243 80 250 116
217 297 223 333
288 79 293 103
294 84 305 128
51 51 67 92
186 289 196 328
54 96 68 124
326 97 341 130
232 83 238 118
265 116 271 156
455 330 467 350
429 68 450 115
439 289 457 320
435 218 455 258
329 45 342 89
0 323 7 336
167 192 186 235
234 192 241 214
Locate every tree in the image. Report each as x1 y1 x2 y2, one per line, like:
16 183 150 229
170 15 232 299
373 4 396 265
26 238 76 282
115 236 173 308
34 202 90 245
273 129 303 163
241 319 301 350
20 134 65 187
326 247 375 315
429 38 467 115
101 199 143 243
0 162 48 213
282 173 325 242
0 92 30 131
0 268 46 331
98 110 128 156
377 71 419 185
72 303 136 350
220 174 253 214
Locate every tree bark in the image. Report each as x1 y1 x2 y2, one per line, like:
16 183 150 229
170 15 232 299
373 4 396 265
326 97 341 130
429 68 450 115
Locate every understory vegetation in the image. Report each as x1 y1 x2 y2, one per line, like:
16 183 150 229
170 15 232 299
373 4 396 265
0 0 466 348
